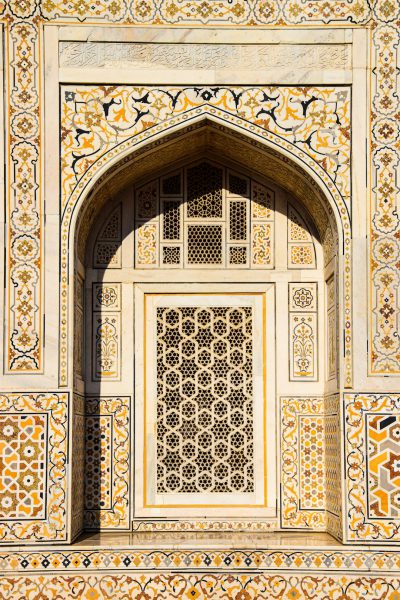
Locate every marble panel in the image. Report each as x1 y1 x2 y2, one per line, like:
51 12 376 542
345 393 400 541
84 396 130 530
0 393 68 543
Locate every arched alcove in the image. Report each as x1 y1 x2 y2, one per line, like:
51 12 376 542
69 120 344 539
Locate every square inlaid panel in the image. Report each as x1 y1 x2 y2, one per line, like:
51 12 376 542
345 394 400 542
0 414 47 520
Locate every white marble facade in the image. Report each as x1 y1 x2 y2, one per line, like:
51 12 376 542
1 5 400 596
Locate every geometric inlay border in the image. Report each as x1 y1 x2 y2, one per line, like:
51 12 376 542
1 546 400 573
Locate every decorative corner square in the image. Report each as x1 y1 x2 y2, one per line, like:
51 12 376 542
345 393 400 542
84 396 130 530
0 393 68 543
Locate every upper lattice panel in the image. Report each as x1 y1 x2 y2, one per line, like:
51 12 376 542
92 161 318 271
134 162 275 270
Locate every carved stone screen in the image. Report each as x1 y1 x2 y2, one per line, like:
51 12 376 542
156 305 254 495
134 162 275 270
136 289 270 515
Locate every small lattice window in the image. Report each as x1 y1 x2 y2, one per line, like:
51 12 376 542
162 200 181 241
186 162 223 219
187 225 223 265
229 201 247 241
162 246 181 265
229 246 247 265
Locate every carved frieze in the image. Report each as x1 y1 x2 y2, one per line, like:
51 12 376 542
59 42 351 71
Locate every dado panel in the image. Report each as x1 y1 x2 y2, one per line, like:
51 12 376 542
280 395 341 538
0 393 68 543
345 393 400 542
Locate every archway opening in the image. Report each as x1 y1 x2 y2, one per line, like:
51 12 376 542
70 122 342 539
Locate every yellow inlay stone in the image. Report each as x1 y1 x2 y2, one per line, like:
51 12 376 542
294 557 303 567
376 558 384 568
186 587 200 600
287 587 301 599
112 556 121 566
214 556 222 567
174 556 182 566
153 555 161 567
134 555 142 567
334 557 343 567
85 589 99 600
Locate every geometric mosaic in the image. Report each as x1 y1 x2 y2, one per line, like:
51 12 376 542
345 394 400 542
368 414 400 518
84 397 130 530
0 393 68 543
0 414 47 520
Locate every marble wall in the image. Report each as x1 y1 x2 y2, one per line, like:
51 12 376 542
0 0 399 557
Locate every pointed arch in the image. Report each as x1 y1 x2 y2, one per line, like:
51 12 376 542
59 115 351 387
